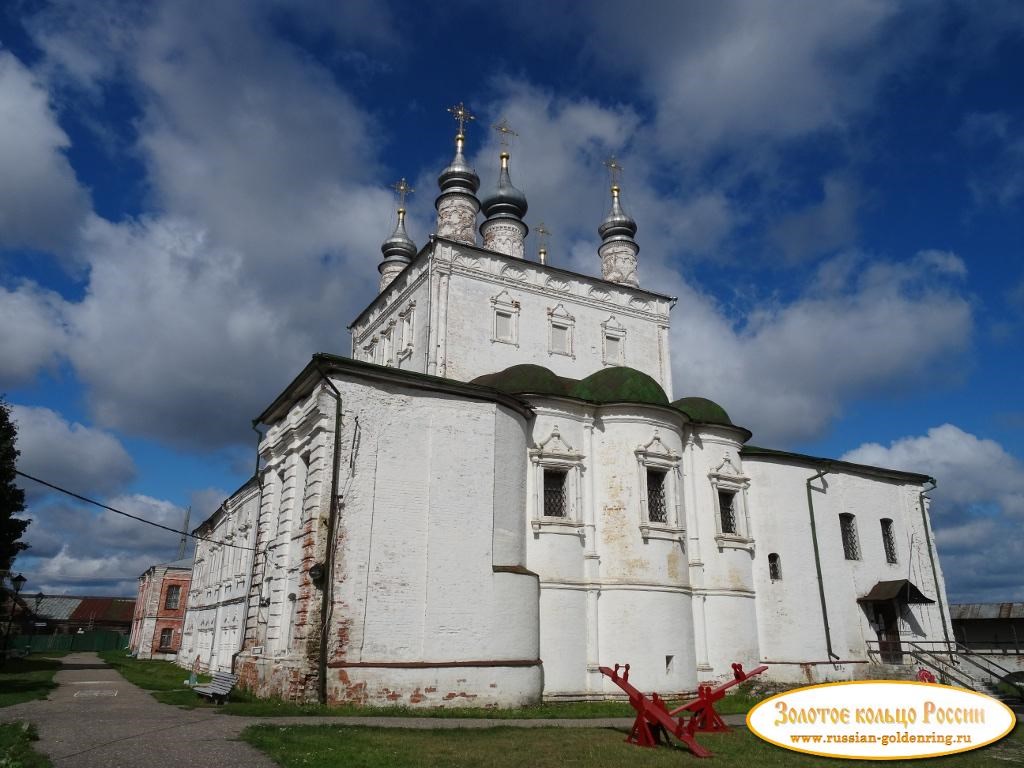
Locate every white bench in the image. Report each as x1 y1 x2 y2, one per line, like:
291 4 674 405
193 672 238 705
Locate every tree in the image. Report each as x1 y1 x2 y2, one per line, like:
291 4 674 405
0 397 29 573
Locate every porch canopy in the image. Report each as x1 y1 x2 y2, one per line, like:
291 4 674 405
857 579 935 604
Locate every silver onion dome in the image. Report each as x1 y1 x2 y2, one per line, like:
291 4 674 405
437 133 480 196
379 208 417 272
481 152 528 222
598 184 638 244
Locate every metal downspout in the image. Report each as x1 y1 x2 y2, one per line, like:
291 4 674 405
231 422 265 674
313 360 344 705
806 464 840 661
919 478 951 652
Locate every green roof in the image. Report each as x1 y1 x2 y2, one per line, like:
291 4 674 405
569 367 670 406
470 364 572 396
671 396 732 426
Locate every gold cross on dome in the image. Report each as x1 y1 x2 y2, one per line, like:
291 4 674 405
536 222 551 249
603 156 624 186
447 102 476 135
493 118 518 147
390 178 414 208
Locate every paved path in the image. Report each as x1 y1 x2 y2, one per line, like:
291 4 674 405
1 653 747 766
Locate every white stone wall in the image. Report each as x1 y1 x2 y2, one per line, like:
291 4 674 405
178 481 259 673
744 457 951 684
351 241 674 391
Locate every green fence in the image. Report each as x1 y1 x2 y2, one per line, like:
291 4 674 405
20 631 129 653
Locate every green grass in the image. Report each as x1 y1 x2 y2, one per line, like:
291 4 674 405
0 656 61 708
241 723 1024 768
97 649 210 705
0 722 51 768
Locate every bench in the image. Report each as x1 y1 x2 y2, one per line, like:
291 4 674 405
194 672 238 705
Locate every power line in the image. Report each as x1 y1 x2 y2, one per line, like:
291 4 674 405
15 470 255 552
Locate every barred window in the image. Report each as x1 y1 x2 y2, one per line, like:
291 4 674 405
164 584 181 610
768 553 782 581
840 513 861 560
647 469 668 523
159 628 173 649
718 490 737 534
543 469 567 517
881 518 898 564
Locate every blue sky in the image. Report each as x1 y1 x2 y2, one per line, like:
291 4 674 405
1 0 1021 602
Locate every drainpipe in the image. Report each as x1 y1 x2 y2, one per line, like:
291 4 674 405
806 464 840 661
918 478 951 654
231 423 265 675
313 359 344 705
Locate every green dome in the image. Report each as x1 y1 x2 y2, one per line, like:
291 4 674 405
570 367 669 406
471 364 571 397
672 396 733 426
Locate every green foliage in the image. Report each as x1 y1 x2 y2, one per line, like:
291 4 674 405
0 722 50 768
98 650 209 694
0 657 60 708
0 398 29 573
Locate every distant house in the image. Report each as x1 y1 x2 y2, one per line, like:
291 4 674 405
32 595 135 634
129 559 192 659
952 603 1024 655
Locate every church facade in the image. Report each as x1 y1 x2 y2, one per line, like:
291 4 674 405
178 111 952 706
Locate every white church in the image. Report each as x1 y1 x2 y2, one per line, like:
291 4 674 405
178 106 952 706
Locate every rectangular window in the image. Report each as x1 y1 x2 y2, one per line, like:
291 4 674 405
718 490 737 534
495 311 513 341
164 585 181 610
551 323 570 354
381 330 393 366
881 519 897 564
159 628 173 649
647 469 668 523
605 334 622 364
840 513 861 560
543 469 567 517
402 311 414 350
768 553 782 581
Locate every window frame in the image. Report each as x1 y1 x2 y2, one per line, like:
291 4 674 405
158 627 174 650
768 552 782 582
164 584 181 611
490 290 520 347
635 432 683 539
398 302 416 361
529 426 584 534
840 513 861 561
601 315 627 366
708 454 753 551
547 303 576 359
880 518 898 565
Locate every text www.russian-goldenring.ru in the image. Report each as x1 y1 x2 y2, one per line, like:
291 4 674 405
790 732 973 747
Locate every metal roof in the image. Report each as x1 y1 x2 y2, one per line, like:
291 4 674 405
857 579 935 604
950 603 1024 620
34 596 82 620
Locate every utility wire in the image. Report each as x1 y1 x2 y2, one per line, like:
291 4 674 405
15 470 256 552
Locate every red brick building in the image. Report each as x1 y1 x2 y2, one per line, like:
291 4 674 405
129 558 192 659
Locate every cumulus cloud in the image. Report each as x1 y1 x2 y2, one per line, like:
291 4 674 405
10 404 136 501
0 282 68 386
842 425 1024 602
0 51 90 253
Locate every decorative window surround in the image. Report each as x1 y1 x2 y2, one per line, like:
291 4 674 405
491 289 520 347
529 425 585 535
635 431 684 540
362 337 378 364
381 322 396 367
547 303 576 359
602 315 627 366
398 302 415 360
708 453 754 552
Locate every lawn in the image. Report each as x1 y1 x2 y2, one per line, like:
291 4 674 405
242 723 1024 768
0 723 51 768
97 650 210 706
0 656 62 708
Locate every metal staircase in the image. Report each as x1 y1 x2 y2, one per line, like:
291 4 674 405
902 641 1023 705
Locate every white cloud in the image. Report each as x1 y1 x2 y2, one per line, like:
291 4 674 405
0 51 90 253
842 424 1024 602
10 404 136 501
0 282 68 386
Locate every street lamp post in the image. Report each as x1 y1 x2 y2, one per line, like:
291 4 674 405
2 573 27 666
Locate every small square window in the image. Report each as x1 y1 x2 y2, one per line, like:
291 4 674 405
543 469 567 517
647 469 668 523
495 311 513 341
718 490 737 534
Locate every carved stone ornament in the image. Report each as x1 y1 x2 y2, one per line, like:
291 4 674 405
636 430 677 458
482 220 525 259
532 425 579 457
500 265 527 282
437 197 477 244
600 242 639 287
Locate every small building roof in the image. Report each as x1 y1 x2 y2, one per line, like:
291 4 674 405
950 603 1024 620
857 579 935 604
34 596 82 620
69 597 136 623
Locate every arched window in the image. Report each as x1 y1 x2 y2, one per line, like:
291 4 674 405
768 552 782 581
880 518 898 564
840 513 860 560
